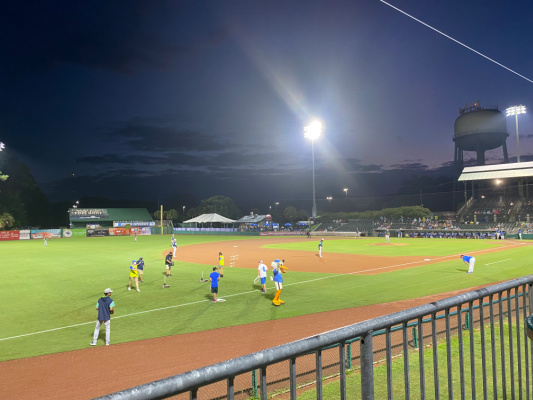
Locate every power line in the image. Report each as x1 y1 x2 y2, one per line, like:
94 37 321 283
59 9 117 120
379 0 533 84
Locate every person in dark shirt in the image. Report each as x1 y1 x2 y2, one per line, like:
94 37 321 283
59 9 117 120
90 288 115 346
165 251 173 277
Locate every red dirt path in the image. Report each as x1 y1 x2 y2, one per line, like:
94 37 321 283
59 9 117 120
0 237 526 399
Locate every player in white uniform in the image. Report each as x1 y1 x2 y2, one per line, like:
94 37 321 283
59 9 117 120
171 237 177 257
257 260 268 293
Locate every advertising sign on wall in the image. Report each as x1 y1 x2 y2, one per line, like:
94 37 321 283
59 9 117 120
0 231 20 241
109 228 130 236
31 229 61 239
87 229 110 237
62 229 87 237
19 230 30 240
114 221 155 227
259 231 305 236
69 208 109 220
131 227 151 235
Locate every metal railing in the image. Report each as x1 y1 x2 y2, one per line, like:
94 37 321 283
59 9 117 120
96 275 533 400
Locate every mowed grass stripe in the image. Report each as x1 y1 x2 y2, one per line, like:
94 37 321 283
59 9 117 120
264 237 510 256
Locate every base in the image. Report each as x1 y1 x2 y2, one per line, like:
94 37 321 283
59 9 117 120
162 284 170 288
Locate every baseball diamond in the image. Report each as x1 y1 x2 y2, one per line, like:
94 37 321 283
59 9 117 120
0 235 531 399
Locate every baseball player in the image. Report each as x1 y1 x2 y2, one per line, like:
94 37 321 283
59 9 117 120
128 260 140 292
90 288 114 346
210 267 220 302
137 257 145 283
165 251 173 277
257 260 268 293
171 236 177 257
461 254 476 274
271 259 288 306
385 228 390 243
318 239 324 257
218 252 225 277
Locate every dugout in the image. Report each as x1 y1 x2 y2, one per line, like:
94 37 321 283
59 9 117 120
68 208 154 229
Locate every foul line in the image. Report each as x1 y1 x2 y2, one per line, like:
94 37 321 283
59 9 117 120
1 242 524 342
485 259 512 266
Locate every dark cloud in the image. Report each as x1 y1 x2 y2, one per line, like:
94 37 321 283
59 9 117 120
100 119 232 152
389 162 428 171
0 0 230 75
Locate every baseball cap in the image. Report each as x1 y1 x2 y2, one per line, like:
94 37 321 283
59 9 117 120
132 260 136 263
259 260 263 263
104 288 113 294
138 257 143 260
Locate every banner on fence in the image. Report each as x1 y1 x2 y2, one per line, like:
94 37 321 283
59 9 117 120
259 231 305 236
109 228 130 236
0 230 20 241
62 229 87 238
87 229 110 237
131 227 151 235
114 221 156 227
19 230 30 240
31 229 61 239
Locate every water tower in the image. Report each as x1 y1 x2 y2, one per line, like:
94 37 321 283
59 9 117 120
453 102 509 174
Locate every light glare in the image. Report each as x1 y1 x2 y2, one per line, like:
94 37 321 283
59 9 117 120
506 105 527 116
304 120 322 141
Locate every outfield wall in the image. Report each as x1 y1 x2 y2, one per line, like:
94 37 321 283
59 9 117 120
0 226 166 241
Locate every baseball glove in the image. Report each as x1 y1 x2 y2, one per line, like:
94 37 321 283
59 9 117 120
110 310 114 314
171 261 175 266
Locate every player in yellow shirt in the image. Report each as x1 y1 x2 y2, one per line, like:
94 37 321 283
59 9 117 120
128 260 140 292
218 252 225 277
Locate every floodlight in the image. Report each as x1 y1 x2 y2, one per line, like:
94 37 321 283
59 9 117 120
506 104 527 162
304 120 322 141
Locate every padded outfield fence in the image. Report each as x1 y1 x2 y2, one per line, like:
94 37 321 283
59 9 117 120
97 276 533 400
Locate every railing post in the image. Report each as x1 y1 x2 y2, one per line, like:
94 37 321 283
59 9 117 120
361 330 375 400
251 370 257 399
347 342 352 369
413 324 418 348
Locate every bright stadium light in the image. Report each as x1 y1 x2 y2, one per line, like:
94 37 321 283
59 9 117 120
506 105 527 162
0 142 5 151
304 120 323 218
327 196 332 210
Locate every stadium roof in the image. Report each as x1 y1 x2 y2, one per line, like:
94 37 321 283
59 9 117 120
458 162 533 181
184 213 236 223
235 214 267 223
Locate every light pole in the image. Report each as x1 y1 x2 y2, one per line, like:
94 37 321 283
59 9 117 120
304 120 322 218
182 206 186 220
327 196 332 211
275 202 279 211
269 205 272 213
343 188 349 212
506 105 527 162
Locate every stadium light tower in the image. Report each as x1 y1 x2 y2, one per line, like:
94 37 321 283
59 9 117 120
0 142 5 151
304 120 322 218
506 105 526 162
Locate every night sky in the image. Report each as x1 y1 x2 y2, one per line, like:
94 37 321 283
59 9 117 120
1 0 532 210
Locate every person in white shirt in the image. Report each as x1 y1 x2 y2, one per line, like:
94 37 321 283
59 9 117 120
257 260 268 293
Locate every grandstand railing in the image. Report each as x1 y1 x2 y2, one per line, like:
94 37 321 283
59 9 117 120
96 276 533 400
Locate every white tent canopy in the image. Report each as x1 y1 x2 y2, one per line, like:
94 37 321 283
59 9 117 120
184 213 236 224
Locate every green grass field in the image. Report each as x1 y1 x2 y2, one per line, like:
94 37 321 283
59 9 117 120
0 235 531 362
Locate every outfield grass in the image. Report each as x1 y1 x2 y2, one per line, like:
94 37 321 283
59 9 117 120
1 235 531 362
